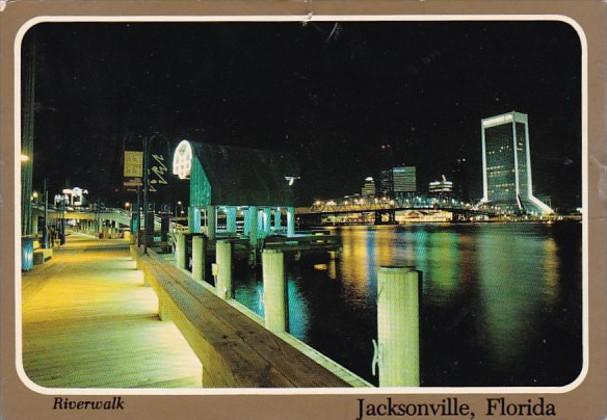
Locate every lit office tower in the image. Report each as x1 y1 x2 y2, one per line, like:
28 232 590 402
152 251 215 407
480 111 552 214
361 177 376 196
379 166 416 196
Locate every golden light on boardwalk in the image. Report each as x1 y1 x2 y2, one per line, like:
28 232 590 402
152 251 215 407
21 235 201 388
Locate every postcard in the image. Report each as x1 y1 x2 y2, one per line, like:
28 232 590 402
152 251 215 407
1 1 605 419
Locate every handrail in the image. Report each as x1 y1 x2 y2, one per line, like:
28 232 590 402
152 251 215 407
131 245 352 388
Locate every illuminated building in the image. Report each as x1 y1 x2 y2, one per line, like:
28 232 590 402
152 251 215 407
480 111 552 214
173 140 299 241
55 186 89 207
379 166 416 196
361 177 376 196
428 175 453 194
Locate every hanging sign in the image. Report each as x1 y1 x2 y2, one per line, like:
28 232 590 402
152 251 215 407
123 150 143 177
123 150 143 190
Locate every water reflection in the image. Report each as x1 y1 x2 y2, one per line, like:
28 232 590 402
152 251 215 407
427 232 461 301
232 222 582 387
339 227 371 308
477 227 547 368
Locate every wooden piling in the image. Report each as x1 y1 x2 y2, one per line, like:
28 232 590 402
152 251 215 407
226 207 237 233
287 207 295 236
207 205 216 240
189 206 201 233
175 232 186 270
215 240 232 300
192 235 207 282
248 206 258 247
262 249 288 333
377 266 420 387
263 208 272 234
273 207 281 229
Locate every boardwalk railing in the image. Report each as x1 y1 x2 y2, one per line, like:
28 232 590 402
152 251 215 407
130 244 363 388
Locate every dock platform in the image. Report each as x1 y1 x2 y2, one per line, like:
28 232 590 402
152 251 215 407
21 234 202 388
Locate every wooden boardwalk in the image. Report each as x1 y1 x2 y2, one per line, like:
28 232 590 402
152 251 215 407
21 233 202 388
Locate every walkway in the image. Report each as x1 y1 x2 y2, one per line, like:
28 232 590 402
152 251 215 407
21 233 201 388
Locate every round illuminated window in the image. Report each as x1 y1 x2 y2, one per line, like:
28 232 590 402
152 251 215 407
173 140 193 180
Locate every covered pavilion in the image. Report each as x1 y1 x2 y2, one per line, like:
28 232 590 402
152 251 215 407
172 140 299 245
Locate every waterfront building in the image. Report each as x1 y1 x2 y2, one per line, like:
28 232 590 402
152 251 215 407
428 175 453 196
480 111 552 214
379 166 416 196
361 177 376 196
172 140 299 240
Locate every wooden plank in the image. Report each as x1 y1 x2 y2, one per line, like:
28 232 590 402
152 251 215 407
136 249 350 388
22 236 202 389
141 258 296 387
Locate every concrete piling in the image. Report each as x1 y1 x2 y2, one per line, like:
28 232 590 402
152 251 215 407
287 207 295 236
192 235 207 282
262 249 288 333
189 207 201 233
226 207 237 233
207 205 216 240
175 232 186 270
215 240 233 300
273 208 281 230
248 206 258 247
376 266 420 387
263 208 272 234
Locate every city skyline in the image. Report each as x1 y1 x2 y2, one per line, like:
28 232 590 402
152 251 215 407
23 21 581 210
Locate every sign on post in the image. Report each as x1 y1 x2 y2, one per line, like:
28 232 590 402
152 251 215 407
123 150 143 177
123 150 143 190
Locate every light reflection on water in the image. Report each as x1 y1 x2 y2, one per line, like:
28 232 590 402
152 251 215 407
232 222 582 387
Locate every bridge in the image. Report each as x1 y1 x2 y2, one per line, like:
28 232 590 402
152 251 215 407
32 204 162 232
295 196 496 223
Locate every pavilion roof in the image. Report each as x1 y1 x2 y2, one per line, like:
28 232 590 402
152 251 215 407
190 142 298 207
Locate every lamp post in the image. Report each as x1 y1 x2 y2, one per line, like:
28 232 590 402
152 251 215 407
59 194 66 245
42 179 48 248
143 136 151 253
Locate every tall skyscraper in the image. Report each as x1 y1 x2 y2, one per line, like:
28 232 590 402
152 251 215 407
379 166 416 196
480 111 552 214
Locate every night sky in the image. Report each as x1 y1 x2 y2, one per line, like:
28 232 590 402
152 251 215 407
24 21 581 209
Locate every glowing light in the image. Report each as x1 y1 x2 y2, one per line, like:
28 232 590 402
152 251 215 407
20 154 29 162
172 140 193 180
482 113 513 128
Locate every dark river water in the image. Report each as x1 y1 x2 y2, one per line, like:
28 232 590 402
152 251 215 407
231 222 583 387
